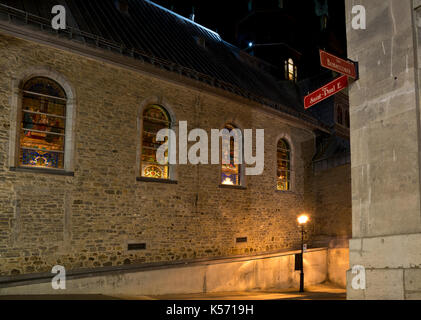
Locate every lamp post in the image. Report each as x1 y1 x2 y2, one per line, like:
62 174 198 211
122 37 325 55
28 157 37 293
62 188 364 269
297 214 309 293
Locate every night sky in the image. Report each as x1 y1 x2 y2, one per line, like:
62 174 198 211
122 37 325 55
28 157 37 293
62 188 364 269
152 0 347 80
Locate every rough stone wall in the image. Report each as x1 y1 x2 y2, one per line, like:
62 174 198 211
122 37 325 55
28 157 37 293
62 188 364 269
0 249 331 295
0 33 318 276
313 165 352 238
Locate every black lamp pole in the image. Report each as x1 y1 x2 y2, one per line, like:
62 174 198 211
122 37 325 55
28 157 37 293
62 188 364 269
299 224 305 293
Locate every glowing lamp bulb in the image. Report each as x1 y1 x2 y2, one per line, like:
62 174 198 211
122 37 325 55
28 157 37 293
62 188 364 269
248 42 253 48
298 214 309 225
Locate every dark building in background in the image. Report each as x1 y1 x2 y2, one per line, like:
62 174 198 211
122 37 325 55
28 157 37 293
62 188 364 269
237 0 350 136
156 0 351 170
242 0 351 175
155 0 347 79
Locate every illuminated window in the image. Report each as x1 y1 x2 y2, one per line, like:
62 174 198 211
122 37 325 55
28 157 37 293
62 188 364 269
221 124 242 186
141 105 171 180
277 139 291 191
19 77 67 169
285 58 297 82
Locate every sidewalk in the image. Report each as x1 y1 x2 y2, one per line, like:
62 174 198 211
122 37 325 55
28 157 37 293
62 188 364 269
117 283 346 300
0 283 346 300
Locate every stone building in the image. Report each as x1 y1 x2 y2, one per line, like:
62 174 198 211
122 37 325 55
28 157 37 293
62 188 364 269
346 0 421 299
0 0 351 292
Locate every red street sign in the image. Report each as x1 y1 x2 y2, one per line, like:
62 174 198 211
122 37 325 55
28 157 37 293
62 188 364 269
304 75 348 109
320 49 357 79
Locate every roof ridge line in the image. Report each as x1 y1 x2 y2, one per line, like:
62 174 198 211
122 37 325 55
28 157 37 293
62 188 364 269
144 0 221 40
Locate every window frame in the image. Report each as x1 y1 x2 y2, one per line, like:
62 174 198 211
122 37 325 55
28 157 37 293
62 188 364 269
275 135 295 193
19 77 67 170
335 104 350 128
219 123 245 189
9 69 76 175
139 105 172 181
137 98 177 183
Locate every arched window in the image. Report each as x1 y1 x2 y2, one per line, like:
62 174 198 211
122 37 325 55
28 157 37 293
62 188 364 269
19 77 67 169
285 58 297 82
277 139 291 191
141 105 171 180
221 124 242 186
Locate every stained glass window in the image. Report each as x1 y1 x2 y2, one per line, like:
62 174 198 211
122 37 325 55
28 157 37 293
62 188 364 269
141 105 171 179
221 124 242 186
19 77 67 169
277 139 291 191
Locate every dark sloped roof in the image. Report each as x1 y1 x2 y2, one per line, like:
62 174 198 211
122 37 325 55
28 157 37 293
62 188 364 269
0 0 322 126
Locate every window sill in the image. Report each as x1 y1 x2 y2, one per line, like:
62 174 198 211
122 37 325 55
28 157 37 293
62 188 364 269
10 167 74 176
275 190 295 194
219 184 247 190
136 177 178 184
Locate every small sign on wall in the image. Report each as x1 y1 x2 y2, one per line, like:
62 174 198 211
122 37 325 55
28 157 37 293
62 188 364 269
236 237 248 243
304 75 348 109
294 254 302 271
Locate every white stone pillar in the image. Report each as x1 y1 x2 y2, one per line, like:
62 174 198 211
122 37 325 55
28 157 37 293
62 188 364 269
346 0 421 299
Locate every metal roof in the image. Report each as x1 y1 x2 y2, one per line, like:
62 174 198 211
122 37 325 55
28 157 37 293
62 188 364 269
0 0 323 127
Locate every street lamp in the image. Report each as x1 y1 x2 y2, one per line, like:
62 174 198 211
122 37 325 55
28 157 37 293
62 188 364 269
297 214 309 293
